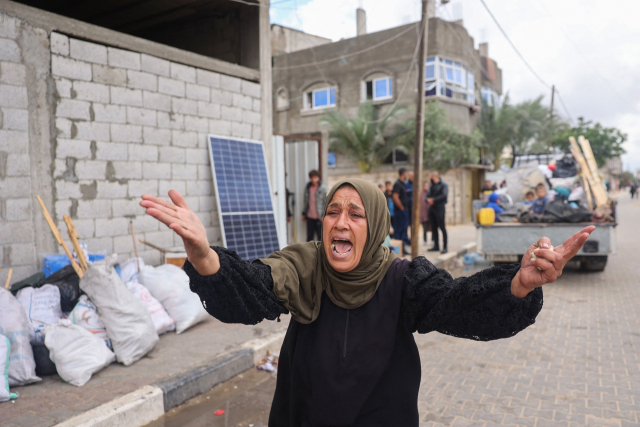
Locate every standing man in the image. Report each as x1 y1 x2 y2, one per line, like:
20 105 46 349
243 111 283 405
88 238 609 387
302 169 327 242
427 171 448 254
392 168 411 254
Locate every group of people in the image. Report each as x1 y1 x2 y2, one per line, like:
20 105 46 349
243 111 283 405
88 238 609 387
486 184 550 221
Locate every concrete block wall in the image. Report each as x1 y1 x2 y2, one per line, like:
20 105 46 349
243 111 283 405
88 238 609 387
50 32 263 266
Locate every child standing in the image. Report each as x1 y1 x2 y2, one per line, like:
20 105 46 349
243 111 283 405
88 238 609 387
531 184 549 214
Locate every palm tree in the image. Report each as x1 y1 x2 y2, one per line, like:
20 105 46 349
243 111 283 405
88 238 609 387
320 102 405 173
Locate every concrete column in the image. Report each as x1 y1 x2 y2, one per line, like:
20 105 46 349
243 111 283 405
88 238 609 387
321 130 329 184
356 8 367 36
259 0 274 182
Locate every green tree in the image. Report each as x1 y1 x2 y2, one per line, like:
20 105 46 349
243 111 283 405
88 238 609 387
552 117 627 167
620 171 636 186
477 96 518 170
320 102 404 173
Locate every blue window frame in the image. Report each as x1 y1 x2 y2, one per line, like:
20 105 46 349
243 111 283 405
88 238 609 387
310 87 336 109
426 57 436 80
373 77 392 100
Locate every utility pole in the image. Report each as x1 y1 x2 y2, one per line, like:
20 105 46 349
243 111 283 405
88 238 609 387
548 84 555 151
411 0 429 259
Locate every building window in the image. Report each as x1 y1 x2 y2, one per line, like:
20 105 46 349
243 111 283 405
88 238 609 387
304 87 336 110
425 56 474 105
426 57 436 79
383 148 409 165
327 152 336 168
482 86 501 108
363 76 393 101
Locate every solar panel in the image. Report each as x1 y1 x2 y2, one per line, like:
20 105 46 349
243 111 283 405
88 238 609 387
208 135 282 260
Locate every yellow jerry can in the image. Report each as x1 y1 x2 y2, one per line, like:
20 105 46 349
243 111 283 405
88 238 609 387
478 207 496 225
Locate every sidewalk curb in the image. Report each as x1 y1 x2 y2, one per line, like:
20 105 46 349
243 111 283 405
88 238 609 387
53 329 288 427
431 242 476 269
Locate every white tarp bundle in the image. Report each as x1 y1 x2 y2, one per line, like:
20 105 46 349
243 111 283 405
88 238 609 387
69 295 112 350
80 257 158 366
124 280 175 335
119 257 146 284
139 264 208 334
16 285 63 344
44 319 115 386
0 288 40 386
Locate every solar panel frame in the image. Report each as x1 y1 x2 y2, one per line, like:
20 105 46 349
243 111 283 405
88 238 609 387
207 134 282 260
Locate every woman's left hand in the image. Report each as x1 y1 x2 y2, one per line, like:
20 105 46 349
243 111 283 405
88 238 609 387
511 226 596 298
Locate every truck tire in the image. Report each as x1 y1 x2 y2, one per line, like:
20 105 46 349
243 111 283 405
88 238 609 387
580 256 607 272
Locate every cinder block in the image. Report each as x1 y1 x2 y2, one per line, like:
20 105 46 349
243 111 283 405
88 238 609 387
172 98 197 116
128 179 159 197
0 84 27 108
182 196 200 212
52 158 67 179
144 230 175 247
158 77 185 97
108 47 141 70
128 70 158 92
252 124 262 141
93 103 126 123
55 78 72 98
64 218 94 239
111 161 142 179
92 64 126 86
55 180 82 199
171 163 197 180
208 119 230 136
55 200 72 217
97 180 128 199
69 39 107 65
56 98 91 120
187 180 213 196
231 122 252 139
198 165 212 181
112 198 141 216
221 106 242 122
241 80 261 98
52 55 92 81
127 106 157 127
0 62 26 85
220 75 241 93
233 93 253 110
74 121 111 141
186 83 210 102
111 123 142 143
1 107 28 131
199 195 215 211
157 112 184 130
113 234 134 254
143 162 171 180
128 144 158 162
159 180 186 195
95 217 130 237
172 130 198 148
160 146 186 163
6 154 29 177
0 220 33 245
75 160 108 180
4 198 31 221
131 214 160 233
141 54 170 77
72 81 110 103
142 91 171 112
56 138 92 160
186 148 209 165
143 126 171 146
243 110 261 125
196 132 210 149
184 115 209 133
196 69 220 88
205 226 222 245
170 62 196 83
0 129 28 153
195 211 211 227
111 87 143 107
253 99 261 112
95 141 128 161
83 236 113 254
211 88 233 106
9 244 36 265
50 32 69 56
197 102 220 119
55 118 72 138
0 38 20 62
0 16 18 39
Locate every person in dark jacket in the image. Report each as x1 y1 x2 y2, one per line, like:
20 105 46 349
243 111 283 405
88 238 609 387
302 170 327 242
426 171 449 254
140 181 595 427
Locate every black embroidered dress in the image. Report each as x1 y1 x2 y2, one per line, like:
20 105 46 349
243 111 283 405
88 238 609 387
184 247 543 427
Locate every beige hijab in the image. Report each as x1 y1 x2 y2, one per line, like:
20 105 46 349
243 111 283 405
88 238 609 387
259 178 397 324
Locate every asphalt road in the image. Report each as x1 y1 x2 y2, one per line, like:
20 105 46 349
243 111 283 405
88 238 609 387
147 194 639 427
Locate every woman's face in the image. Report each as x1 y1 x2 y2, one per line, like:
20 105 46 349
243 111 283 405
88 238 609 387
322 187 369 273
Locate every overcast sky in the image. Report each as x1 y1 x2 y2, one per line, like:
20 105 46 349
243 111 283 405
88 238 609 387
270 0 640 173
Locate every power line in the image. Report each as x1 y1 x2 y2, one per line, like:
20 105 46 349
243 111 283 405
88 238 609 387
554 90 574 123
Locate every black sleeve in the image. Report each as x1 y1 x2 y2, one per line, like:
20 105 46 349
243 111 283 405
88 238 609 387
392 181 402 195
402 257 543 341
432 182 448 204
184 247 288 325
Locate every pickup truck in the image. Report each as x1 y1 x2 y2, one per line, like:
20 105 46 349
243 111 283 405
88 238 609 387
473 201 616 271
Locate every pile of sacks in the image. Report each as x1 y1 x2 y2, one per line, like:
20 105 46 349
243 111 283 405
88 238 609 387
0 255 208 398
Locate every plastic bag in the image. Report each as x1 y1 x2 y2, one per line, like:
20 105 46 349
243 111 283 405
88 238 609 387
0 334 19 402
44 319 115 386
552 155 578 178
0 288 40 386
16 285 63 344
42 254 106 277
139 264 209 334
80 258 158 366
69 295 112 350
120 257 146 284
46 265 81 313
124 280 175 335
9 272 45 295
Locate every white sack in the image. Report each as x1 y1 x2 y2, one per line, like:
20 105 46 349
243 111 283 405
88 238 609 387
69 295 112 350
139 264 208 334
548 177 578 190
44 319 115 386
0 334 15 402
0 288 40 386
80 258 159 366
125 280 175 335
16 285 63 344
120 257 146 284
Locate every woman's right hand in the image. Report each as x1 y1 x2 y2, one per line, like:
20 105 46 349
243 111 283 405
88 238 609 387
140 190 220 276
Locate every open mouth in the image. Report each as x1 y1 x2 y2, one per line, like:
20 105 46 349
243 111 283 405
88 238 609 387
331 237 353 258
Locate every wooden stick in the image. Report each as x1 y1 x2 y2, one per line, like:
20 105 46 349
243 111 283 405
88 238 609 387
4 269 12 290
130 221 140 272
582 175 594 212
138 239 168 253
36 195 84 278
569 137 608 208
63 215 88 272
578 136 609 206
